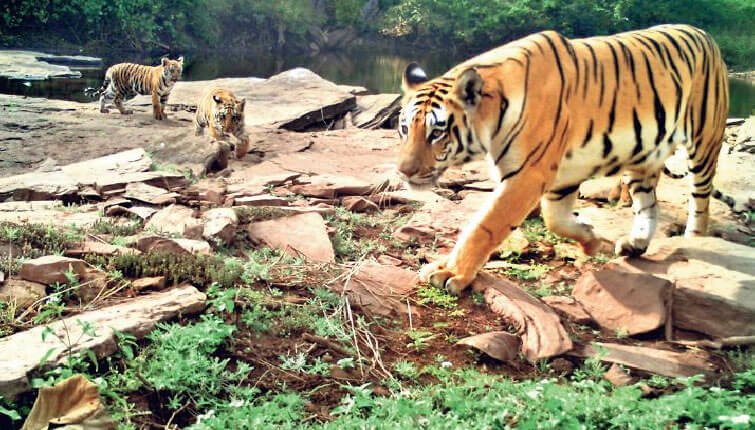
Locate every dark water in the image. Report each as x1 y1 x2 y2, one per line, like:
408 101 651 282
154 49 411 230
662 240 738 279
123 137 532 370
1 46 753 117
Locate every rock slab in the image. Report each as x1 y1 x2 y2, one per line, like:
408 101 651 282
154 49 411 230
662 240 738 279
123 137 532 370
472 273 573 362
0 285 206 398
247 213 335 262
573 268 670 336
615 236 755 339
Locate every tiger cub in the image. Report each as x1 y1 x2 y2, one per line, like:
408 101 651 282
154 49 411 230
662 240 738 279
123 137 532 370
194 88 250 159
97 57 183 120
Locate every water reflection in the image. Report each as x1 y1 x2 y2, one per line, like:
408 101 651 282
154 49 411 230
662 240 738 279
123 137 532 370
0 46 753 117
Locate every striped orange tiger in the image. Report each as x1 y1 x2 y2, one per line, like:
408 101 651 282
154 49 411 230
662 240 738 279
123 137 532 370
194 88 249 159
96 57 184 120
396 24 730 294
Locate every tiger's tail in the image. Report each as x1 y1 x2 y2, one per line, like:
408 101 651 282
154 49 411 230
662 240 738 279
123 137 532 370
84 71 111 98
662 166 738 211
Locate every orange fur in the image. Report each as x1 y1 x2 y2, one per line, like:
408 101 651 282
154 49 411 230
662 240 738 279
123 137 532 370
398 25 728 294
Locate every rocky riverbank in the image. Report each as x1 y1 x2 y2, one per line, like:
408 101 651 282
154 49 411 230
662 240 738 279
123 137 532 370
0 68 753 428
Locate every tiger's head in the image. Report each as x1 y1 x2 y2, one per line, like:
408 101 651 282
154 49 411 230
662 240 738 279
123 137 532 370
211 90 246 134
396 63 487 188
161 56 184 82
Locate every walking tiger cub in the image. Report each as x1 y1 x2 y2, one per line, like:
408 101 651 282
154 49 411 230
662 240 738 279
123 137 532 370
194 88 250 160
396 24 730 295
96 57 183 120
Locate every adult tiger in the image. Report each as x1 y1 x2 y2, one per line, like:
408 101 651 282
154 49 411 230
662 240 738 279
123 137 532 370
194 88 250 160
95 57 184 120
396 25 729 295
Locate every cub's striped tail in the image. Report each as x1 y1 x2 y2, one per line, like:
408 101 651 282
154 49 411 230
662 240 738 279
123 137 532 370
661 167 738 211
83 76 110 98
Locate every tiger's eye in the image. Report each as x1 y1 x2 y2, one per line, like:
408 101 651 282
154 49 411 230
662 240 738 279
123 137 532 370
430 129 444 139
401 125 408 135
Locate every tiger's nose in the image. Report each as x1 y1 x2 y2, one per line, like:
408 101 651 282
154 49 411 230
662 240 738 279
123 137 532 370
398 160 420 178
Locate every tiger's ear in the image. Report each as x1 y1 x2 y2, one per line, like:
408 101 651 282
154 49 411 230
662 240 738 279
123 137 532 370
161 57 170 67
238 98 246 109
177 56 184 64
213 94 223 104
402 62 428 93
455 68 483 110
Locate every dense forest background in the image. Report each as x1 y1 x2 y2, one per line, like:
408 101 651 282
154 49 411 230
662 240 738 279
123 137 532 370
1 0 753 69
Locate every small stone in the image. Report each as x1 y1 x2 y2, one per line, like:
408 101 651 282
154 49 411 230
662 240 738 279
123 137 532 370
603 363 636 387
202 208 238 246
136 235 212 255
0 279 46 310
341 196 379 213
19 256 89 286
145 205 202 239
234 195 290 207
376 255 402 266
131 276 166 292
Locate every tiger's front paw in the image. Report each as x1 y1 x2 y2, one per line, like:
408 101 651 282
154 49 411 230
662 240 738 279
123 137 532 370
614 236 648 257
419 259 475 296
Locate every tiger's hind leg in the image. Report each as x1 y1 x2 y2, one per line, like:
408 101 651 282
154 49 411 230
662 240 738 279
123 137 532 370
684 143 721 237
99 80 114 113
540 187 603 255
113 93 133 115
615 171 660 256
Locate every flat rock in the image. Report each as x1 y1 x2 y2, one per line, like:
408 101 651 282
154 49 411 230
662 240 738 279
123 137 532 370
135 235 211 255
569 342 716 379
19 256 89 285
145 204 202 239
0 279 46 310
0 50 84 80
247 213 335 262
542 296 593 325
0 201 101 228
0 285 206 399
202 208 238 246
288 174 378 199
0 148 186 202
105 205 157 221
333 262 418 317
341 196 379 213
612 236 755 339
352 94 401 129
472 273 572 362
234 195 290 207
124 182 179 205
573 268 670 336
65 240 140 257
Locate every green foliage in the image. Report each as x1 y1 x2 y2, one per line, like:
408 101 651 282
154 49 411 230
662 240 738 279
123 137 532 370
416 284 458 309
382 0 754 69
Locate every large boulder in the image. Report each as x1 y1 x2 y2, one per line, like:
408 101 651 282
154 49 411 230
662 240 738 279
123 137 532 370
145 205 203 239
247 213 335 262
129 68 356 131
